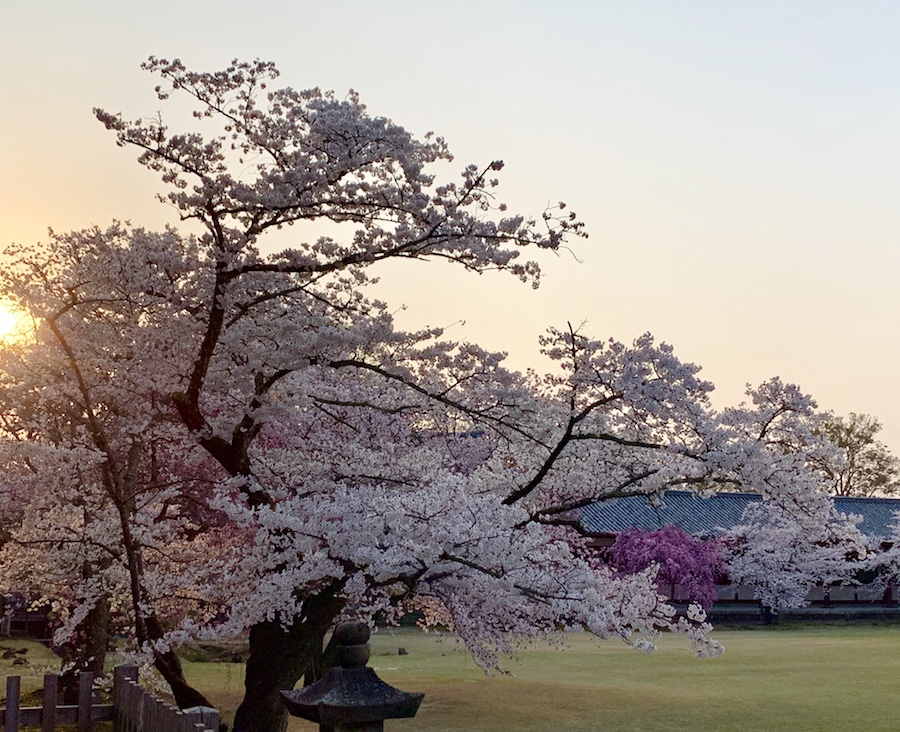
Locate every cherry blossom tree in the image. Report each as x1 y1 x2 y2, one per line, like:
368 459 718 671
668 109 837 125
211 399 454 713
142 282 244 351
724 502 869 622
0 57 851 732
863 522 900 600
0 226 221 706
607 527 727 608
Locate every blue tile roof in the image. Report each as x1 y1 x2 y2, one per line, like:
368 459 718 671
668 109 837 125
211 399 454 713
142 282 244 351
579 491 900 541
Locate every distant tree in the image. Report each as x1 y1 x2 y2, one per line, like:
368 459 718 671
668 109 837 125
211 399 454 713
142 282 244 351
823 413 900 497
607 526 727 608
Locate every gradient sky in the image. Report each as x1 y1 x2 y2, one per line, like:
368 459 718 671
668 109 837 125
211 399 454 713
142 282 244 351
4 1 900 449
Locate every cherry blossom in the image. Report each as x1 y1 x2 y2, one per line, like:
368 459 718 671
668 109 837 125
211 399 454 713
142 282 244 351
0 58 854 732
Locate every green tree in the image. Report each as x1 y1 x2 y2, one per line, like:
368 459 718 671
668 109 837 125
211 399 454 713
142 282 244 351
823 413 900 497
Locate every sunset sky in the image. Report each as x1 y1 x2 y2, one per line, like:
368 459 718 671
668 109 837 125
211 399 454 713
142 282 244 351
4 1 900 448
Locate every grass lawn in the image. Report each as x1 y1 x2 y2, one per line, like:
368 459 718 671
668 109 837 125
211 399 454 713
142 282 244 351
177 624 900 732
0 638 64 703
3 626 899 731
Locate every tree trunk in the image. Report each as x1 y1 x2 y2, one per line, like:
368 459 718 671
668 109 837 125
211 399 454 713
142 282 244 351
232 593 345 732
144 615 218 710
305 625 340 685
60 593 110 704
155 649 216 709
117 497 215 712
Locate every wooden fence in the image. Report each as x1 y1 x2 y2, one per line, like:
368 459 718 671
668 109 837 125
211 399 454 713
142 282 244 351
0 666 219 732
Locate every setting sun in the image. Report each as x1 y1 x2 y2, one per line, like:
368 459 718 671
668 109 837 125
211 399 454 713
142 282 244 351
0 307 18 339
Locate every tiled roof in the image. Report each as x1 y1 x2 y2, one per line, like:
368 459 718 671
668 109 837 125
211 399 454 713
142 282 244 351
836 495 900 540
579 491 900 541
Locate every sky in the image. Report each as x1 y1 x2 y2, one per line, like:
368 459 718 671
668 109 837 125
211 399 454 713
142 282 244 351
3 1 900 449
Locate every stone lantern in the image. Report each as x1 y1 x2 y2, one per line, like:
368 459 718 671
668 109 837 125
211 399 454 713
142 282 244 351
281 621 424 732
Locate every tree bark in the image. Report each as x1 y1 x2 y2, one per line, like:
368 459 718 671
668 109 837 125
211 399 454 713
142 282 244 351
144 615 218 710
60 593 110 704
761 605 779 625
118 506 216 712
232 593 345 732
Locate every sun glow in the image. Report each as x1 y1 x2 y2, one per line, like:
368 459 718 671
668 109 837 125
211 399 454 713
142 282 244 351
0 308 19 340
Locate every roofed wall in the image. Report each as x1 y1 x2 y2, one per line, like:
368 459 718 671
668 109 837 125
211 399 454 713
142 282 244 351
580 491 900 542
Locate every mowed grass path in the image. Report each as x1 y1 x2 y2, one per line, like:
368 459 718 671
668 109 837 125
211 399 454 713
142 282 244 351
179 625 900 732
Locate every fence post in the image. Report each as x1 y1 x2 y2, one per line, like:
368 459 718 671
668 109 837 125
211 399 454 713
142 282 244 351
133 675 146 732
180 708 198 732
201 706 219 732
41 673 58 732
130 691 140 732
113 666 138 732
77 672 94 732
149 694 159 732
4 676 19 732
184 705 219 732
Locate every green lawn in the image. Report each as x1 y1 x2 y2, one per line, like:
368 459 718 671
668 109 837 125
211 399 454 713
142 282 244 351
0 638 65 703
4 627 900 731
178 625 900 732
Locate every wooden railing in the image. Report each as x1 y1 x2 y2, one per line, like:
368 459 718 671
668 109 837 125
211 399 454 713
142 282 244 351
113 666 219 732
0 666 219 732
1 670 110 732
